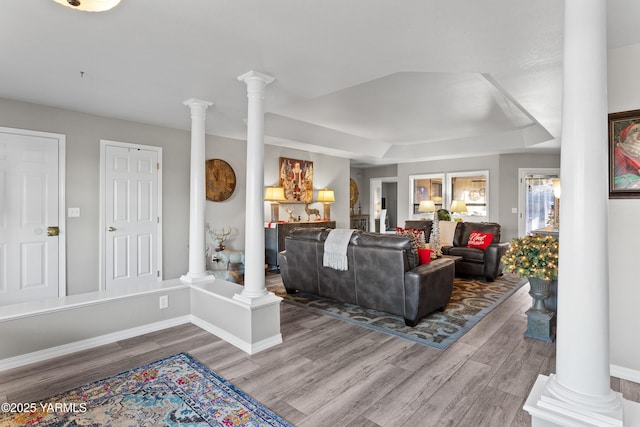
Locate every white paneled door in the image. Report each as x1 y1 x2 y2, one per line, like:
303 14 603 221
0 128 65 305
103 143 161 290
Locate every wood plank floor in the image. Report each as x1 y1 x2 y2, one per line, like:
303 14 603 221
1 274 639 426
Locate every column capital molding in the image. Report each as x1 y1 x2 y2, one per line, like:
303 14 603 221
237 70 275 85
183 98 214 116
183 98 214 107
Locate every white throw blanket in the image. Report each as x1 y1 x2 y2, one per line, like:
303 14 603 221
323 229 355 271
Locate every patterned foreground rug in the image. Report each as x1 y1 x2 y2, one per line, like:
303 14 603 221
281 273 527 350
2 353 291 427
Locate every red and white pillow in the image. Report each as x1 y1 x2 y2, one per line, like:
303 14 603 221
396 227 429 265
467 231 494 250
395 227 426 247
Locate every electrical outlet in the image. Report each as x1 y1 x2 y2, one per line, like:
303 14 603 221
159 295 169 309
68 207 80 217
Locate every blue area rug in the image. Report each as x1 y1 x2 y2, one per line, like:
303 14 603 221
1 353 291 426
281 273 527 350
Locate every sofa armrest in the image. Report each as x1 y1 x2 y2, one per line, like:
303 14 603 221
277 251 294 293
403 258 455 323
483 242 511 281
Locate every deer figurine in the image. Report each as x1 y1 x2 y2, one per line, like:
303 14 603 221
284 207 297 222
304 203 321 221
207 225 232 252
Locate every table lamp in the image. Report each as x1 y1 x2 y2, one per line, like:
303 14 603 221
317 189 335 220
418 200 436 220
264 186 286 222
450 200 468 221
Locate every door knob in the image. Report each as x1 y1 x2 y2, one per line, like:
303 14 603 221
108 226 117 232
47 226 60 236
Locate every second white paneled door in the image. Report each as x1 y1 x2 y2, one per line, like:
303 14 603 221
102 141 162 290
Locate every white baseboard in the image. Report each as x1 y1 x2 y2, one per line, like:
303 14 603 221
611 364 640 384
190 315 282 355
0 316 191 371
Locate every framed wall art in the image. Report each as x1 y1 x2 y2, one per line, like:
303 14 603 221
609 109 640 198
279 157 313 203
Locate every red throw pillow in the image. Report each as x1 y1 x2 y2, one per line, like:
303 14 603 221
418 248 433 264
467 231 494 250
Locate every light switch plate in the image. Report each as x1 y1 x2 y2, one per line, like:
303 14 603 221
68 207 80 217
511 207 518 214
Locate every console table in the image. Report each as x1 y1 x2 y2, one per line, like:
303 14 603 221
265 221 336 270
350 214 369 231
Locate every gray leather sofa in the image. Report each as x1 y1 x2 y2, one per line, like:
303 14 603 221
278 227 455 327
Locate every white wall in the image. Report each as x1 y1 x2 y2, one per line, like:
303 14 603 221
607 44 640 377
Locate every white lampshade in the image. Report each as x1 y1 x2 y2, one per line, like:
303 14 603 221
53 0 121 12
450 200 468 213
317 189 335 203
264 186 286 202
418 200 436 213
317 189 335 220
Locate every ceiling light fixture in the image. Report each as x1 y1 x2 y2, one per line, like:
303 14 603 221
53 0 121 12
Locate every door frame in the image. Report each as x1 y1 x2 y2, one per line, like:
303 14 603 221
518 167 560 236
99 139 163 290
0 126 66 298
369 176 397 232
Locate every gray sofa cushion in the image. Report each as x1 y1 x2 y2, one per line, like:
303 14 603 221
287 227 331 241
448 246 485 262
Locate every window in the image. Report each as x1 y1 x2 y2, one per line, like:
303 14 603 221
409 174 444 218
517 168 560 236
448 171 488 220
410 171 489 221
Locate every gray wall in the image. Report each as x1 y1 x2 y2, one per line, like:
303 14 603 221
360 164 399 214
398 155 501 227
0 97 191 296
204 135 247 266
354 156 563 242
265 145 351 229
0 97 352 297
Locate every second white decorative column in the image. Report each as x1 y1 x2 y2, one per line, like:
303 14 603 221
236 70 276 302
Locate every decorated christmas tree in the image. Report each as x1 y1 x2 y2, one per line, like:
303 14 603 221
429 216 442 257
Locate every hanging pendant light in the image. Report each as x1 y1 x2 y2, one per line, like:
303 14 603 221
53 0 121 12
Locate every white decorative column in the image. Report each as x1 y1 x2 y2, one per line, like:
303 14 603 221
235 70 276 303
524 0 640 425
181 98 214 284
